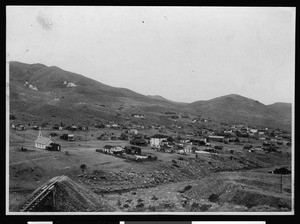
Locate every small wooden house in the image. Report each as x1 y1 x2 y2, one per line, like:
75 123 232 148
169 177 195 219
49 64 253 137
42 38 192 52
46 143 61 151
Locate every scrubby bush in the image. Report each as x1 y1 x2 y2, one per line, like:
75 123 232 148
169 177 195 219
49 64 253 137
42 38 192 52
151 196 158 200
190 202 200 211
208 194 219 203
80 164 87 171
136 203 144 208
148 205 156 212
199 204 211 212
10 114 16 120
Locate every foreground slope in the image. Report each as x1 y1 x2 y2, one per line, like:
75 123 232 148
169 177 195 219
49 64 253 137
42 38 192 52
15 175 115 212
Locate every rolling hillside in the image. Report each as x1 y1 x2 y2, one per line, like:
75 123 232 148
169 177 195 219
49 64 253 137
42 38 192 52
188 94 291 130
9 61 188 126
267 102 292 119
9 61 291 131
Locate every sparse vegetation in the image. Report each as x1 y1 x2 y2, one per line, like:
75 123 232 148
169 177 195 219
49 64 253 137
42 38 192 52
10 114 16 120
208 194 220 203
8 61 292 213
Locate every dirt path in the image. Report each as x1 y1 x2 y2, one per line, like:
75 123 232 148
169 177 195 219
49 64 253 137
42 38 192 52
10 156 56 165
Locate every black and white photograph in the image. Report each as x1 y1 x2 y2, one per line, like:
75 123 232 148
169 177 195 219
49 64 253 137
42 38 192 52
6 6 295 214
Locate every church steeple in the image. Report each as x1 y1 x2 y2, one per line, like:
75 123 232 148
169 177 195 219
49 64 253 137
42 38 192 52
38 127 42 138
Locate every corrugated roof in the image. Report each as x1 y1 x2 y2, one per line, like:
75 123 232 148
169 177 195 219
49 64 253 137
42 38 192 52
103 145 113 149
34 137 53 145
208 135 224 138
111 147 124 152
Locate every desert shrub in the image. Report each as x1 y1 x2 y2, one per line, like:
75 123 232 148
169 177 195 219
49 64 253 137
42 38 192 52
148 205 156 212
10 114 16 120
163 202 175 209
199 204 211 212
123 204 129 208
80 164 87 170
151 196 158 200
136 203 144 208
208 194 219 203
285 188 291 193
190 202 200 211
183 185 192 192
179 185 193 193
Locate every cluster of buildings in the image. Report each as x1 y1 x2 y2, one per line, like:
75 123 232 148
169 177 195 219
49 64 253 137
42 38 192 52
11 124 26 131
130 113 145 119
62 81 77 88
222 125 287 141
95 144 157 162
13 114 291 157
24 81 38 91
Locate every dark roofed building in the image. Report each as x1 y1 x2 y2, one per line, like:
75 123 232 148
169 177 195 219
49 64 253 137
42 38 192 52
46 143 61 151
102 145 113 153
130 138 148 146
124 146 141 155
272 167 291 174
103 145 113 150
151 134 169 139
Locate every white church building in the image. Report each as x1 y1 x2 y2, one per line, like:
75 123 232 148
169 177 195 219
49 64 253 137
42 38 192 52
34 127 53 149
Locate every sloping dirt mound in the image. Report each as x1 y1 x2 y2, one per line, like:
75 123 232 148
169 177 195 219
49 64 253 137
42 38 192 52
53 176 115 212
183 171 292 211
229 189 291 210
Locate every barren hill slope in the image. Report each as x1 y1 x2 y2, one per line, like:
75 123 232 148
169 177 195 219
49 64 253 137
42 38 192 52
9 62 291 131
9 61 187 126
267 102 292 119
188 94 291 131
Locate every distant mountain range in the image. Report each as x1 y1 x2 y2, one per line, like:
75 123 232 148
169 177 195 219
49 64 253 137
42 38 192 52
8 61 292 131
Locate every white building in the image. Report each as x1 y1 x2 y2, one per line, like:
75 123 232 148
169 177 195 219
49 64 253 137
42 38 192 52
34 128 53 149
208 135 224 142
131 114 145 118
128 129 139 135
66 82 77 87
249 129 258 134
150 134 168 148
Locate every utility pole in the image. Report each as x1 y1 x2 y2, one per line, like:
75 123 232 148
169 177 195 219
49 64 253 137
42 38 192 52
280 174 283 193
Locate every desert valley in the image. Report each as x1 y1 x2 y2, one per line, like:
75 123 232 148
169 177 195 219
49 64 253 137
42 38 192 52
8 61 292 213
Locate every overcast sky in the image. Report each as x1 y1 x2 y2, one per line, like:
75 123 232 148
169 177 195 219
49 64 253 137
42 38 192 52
6 6 295 104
